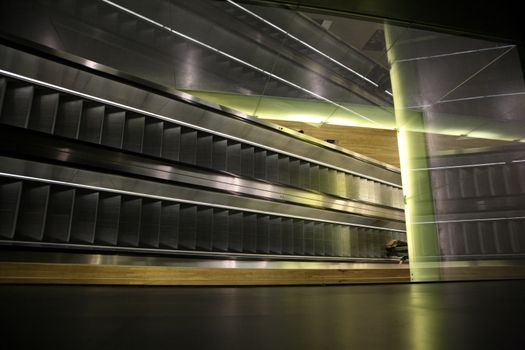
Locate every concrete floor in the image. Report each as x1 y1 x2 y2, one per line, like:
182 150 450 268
2 281 525 349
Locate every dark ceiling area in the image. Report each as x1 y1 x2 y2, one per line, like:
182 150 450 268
238 0 525 44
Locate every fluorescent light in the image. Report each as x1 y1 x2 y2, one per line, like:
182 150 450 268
385 90 393 96
440 91 525 104
226 0 379 88
394 44 515 64
411 161 506 171
414 215 525 225
101 0 380 127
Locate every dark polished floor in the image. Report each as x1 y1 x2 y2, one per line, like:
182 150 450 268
2 281 525 349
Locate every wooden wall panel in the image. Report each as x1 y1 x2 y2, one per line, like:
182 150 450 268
268 120 400 167
0 263 410 285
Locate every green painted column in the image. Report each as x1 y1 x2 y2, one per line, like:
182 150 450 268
385 24 441 281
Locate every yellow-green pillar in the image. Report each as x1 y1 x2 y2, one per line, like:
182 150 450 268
385 24 442 281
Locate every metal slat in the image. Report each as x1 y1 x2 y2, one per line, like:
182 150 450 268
293 219 304 255
442 169 459 199
0 83 34 128
43 187 75 243
448 223 465 256
118 196 142 247
299 161 309 189
196 132 213 168
70 190 99 244
332 224 342 257
509 220 525 253
463 222 481 255
269 216 282 254
373 230 383 258
228 211 243 253
349 227 359 257
161 125 181 161
139 200 161 248
346 174 357 199
255 214 269 254
243 213 257 253
382 185 393 208
0 78 6 115
0 179 22 239
517 163 525 194
95 193 121 246
371 181 380 204
309 165 320 192
289 158 300 187
357 228 367 258
266 151 279 182
358 178 370 202
478 221 496 255
335 171 346 198
493 221 513 254
143 119 164 157
319 167 330 194
459 168 475 198
438 223 452 256
54 98 83 139
159 202 179 249
281 218 293 255
101 110 126 148
278 155 290 185
226 141 241 174
196 207 213 251
241 145 255 178
303 221 314 256
324 224 334 256
79 103 105 144
212 136 227 171
179 128 197 165
15 183 50 241
328 169 339 196
503 164 519 195
254 147 266 179
178 204 197 250
339 225 350 257
313 222 324 256
212 209 228 252
28 90 59 133
123 113 145 153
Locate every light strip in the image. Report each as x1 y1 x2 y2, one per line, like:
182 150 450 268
100 0 380 127
512 159 525 163
226 0 379 88
0 172 406 232
405 91 525 108
385 90 393 97
0 68 400 187
394 44 515 64
414 215 525 225
411 161 506 171
436 46 515 104
440 91 525 104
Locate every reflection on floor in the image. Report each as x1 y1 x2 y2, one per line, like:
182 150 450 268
2 281 524 349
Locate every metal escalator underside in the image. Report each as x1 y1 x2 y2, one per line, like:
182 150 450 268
0 42 405 261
